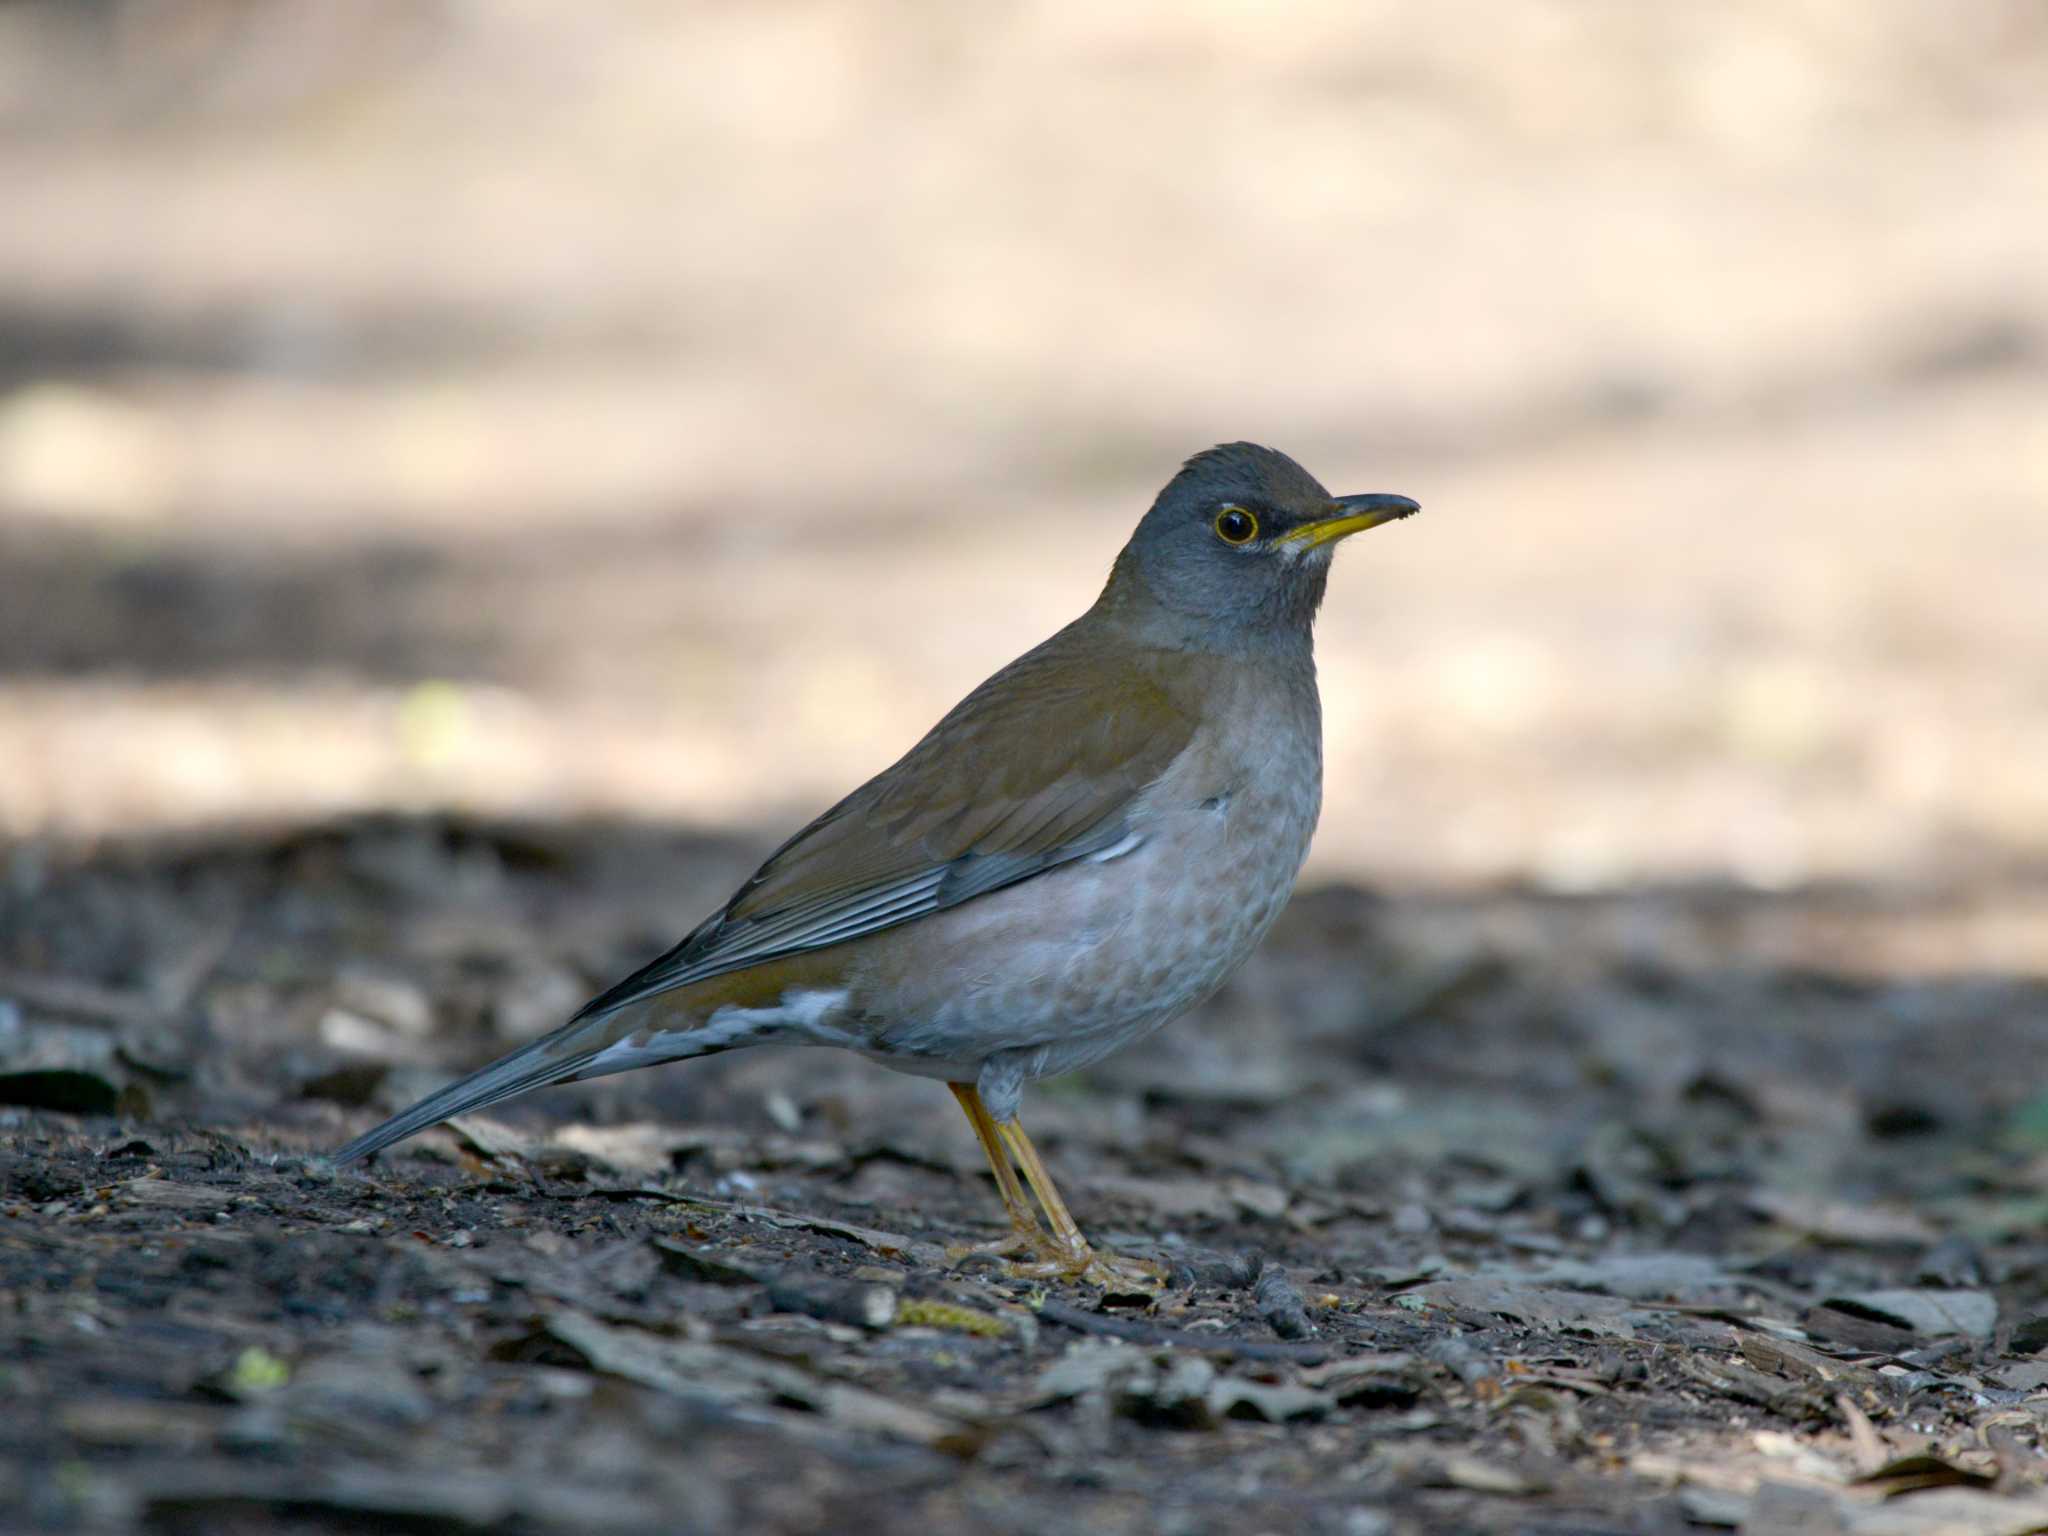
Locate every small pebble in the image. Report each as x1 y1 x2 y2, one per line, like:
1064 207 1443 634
764 1272 897 1330
1255 1265 1312 1340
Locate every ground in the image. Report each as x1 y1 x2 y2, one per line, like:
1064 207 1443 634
6 814 2048 1535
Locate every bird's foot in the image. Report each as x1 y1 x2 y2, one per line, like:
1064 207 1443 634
1071 1247 1167 1295
946 1230 1068 1274
948 1231 1164 1294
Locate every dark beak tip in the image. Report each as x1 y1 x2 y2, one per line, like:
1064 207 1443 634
1336 492 1421 520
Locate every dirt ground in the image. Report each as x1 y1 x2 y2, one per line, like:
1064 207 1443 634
5 4 2048 1534
6 815 2048 1534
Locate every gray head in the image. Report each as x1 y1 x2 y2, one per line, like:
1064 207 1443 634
1101 442 1419 643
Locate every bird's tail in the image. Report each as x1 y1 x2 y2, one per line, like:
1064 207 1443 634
329 999 727 1166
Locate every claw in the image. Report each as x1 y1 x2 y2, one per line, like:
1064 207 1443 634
946 1229 1164 1293
1074 1249 1166 1294
945 1230 1059 1272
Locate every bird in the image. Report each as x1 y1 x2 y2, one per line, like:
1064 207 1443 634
332 443 1419 1287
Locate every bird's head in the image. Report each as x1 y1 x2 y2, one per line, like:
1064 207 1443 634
1103 442 1419 643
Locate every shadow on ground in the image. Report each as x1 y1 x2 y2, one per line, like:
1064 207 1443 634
4 812 2048 1534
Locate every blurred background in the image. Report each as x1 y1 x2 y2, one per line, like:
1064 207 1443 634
12 17 2048 1521
2 0 2046 939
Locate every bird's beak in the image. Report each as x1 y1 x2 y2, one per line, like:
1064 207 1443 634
1278 492 1422 551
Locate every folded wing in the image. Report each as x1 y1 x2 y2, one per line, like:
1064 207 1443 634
569 630 1199 1026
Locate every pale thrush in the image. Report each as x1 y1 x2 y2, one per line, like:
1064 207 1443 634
334 443 1419 1286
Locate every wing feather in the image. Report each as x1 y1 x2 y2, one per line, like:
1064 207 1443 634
568 627 1197 1025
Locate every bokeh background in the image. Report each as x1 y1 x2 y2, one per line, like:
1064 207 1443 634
9 10 2048 1527
3 0 2047 929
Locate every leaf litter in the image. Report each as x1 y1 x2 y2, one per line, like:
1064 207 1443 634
6 815 2048 1532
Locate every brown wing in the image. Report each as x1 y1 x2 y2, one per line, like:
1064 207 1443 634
569 625 1198 1024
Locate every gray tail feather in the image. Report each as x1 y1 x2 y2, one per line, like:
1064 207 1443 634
330 1030 607 1165
329 994 766 1166
328 973 798 1165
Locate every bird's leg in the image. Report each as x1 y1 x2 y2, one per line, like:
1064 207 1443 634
995 1116 1164 1293
945 1082 1066 1267
944 1083 1163 1291
993 1117 1089 1259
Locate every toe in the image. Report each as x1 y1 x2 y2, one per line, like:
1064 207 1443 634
1075 1251 1166 1294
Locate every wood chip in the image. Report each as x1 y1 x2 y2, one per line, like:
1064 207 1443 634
1843 1392 1884 1482
1824 1290 1997 1343
1746 1191 1936 1246
537 1310 979 1454
648 1238 762 1287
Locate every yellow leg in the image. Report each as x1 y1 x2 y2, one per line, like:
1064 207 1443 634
996 1117 1090 1258
943 1089 1162 1292
947 1082 1047 1246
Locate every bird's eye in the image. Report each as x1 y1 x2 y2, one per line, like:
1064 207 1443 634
1213 506 1258 545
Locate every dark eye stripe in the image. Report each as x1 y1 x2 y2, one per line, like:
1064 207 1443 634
1214 507 1258 544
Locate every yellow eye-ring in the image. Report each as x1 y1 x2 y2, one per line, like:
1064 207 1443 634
1213 506 1258 545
